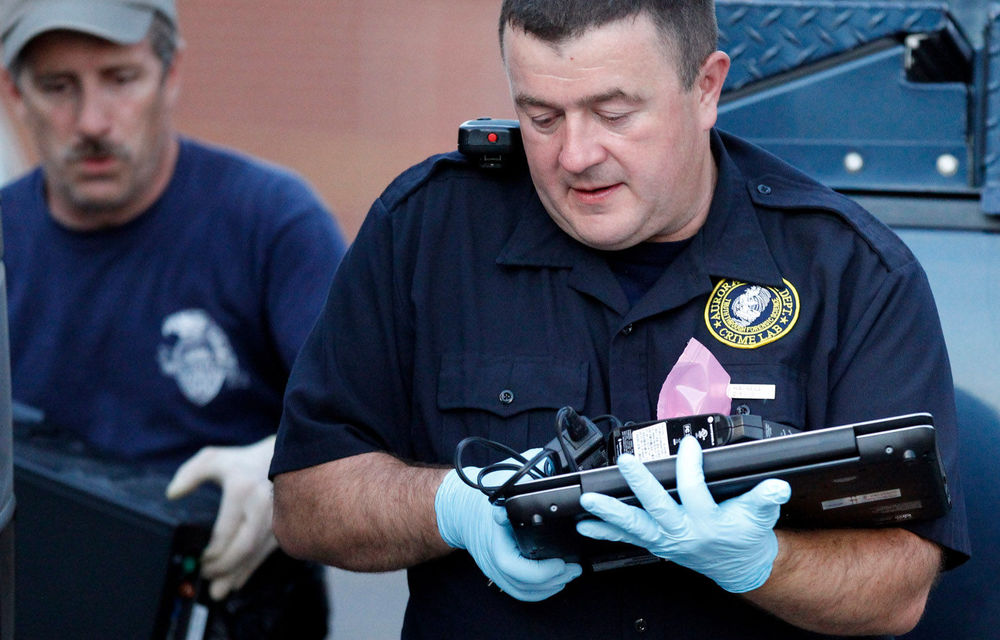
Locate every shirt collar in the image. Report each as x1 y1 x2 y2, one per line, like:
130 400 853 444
700 129 785 287
496 129 785 288
495 178 584 269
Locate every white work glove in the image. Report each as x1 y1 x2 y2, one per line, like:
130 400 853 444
166 435 279 600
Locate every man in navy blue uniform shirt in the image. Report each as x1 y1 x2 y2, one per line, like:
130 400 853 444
0 0 345 636
271 1 968 638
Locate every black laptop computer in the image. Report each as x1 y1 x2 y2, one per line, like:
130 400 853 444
503 413 951 571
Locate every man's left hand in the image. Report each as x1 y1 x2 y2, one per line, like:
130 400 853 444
577 435 790 593
167 435 279 600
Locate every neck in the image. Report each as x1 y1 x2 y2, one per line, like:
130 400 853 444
650 140 718 243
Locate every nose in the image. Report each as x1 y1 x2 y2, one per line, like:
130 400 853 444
558 116 607 175
75 84 113 138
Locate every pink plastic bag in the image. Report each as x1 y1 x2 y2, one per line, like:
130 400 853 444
657 338 731 419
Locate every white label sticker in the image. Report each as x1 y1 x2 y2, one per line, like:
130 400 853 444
821 489 902 511
631 422 672 462
185 602 210 640
727 383 776 400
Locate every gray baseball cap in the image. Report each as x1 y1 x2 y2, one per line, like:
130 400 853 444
0 0 177 68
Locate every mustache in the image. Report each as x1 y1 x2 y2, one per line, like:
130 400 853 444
65 137 128 164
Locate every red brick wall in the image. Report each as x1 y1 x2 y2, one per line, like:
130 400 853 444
2 1 515 239
174 0 514 238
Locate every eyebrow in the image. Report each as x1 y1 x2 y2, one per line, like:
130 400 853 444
514 88 644 111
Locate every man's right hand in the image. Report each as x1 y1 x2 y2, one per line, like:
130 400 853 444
434 450 582 601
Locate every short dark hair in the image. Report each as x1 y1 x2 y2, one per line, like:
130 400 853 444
499 0 718 89
9 10 178 83
148 10 179 72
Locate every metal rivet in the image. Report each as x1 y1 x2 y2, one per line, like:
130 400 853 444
634 618 648 633
756 183 772 195
936 154 959 177
844 152 864 173
499 389 514 405
905 34 925 50
621 323 634 336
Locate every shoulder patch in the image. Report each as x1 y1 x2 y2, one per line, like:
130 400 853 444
705 278 800 349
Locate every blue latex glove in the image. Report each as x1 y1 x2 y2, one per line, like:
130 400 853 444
435 449 583 601
577 436 791 593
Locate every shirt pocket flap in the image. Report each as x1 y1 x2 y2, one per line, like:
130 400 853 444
438 354 588 418
721 363 805 429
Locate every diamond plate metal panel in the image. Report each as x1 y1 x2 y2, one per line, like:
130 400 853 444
719 0 952 90
980 4 1000 212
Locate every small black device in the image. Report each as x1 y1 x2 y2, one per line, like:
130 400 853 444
610 413 800 462
454 409 798 504
502 413 951 571
457 117 523 169
13 425 219 639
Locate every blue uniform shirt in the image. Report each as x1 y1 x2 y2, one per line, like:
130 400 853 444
2 138 346 468
274 130 967 639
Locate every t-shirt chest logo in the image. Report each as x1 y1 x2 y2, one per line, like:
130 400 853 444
157 309 247 406
705 279 800 349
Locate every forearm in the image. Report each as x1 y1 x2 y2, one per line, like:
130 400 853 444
744 528 942 636
272 451 452 571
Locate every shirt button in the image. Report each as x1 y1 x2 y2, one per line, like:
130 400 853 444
498 389 515 405
621 323 634 336
757 183 772 195
634 618 648 633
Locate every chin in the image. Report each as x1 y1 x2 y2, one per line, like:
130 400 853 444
550 206 641 250
574 233 640 252
568 221 639 251
67 190 131 215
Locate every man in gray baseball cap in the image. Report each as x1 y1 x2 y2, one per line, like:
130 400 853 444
0 0 340 637
0 0 177 68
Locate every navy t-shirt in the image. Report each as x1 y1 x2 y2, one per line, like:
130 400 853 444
1 138 346 468
273 130 967 639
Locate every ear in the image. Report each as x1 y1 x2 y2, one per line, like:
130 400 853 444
695 51 730 131
1 69 26 120
163 45 184 108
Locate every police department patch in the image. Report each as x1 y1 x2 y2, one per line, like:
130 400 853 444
705 279 800 349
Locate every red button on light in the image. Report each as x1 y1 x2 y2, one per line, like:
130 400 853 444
179 581 196 599
487 133 498 143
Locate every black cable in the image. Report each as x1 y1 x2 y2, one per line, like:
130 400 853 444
453 436 525 490
485 447 555 504
554 406 581 473
453 407 623 503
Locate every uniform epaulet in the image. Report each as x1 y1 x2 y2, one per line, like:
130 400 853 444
377 151 478 209
718 130 916 271
746 170 915 271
